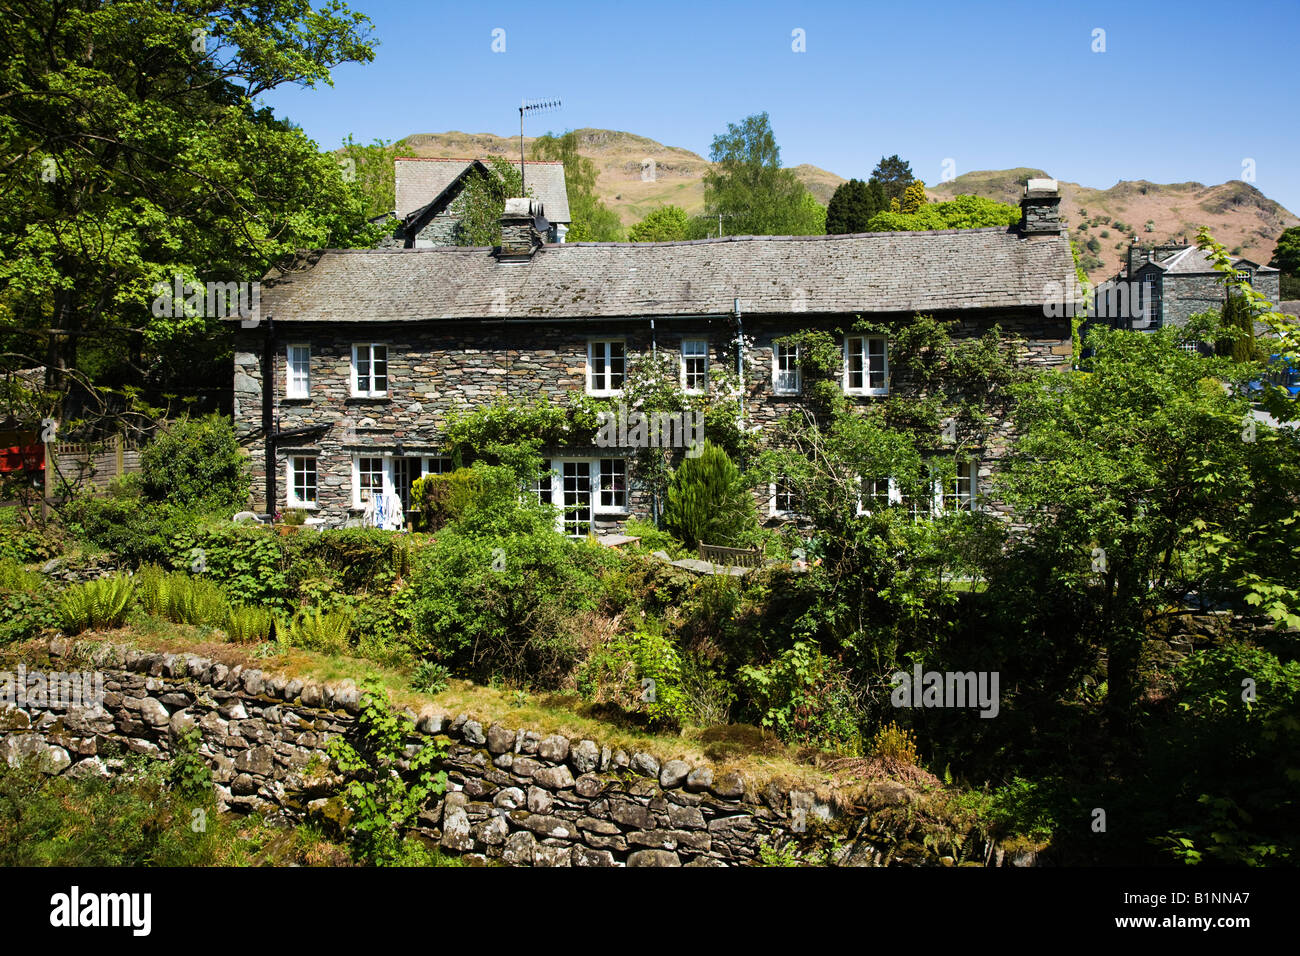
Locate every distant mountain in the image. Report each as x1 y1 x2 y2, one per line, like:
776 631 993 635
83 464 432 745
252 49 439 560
929 168 1299 280
394 133 1298 273
396 129 844 226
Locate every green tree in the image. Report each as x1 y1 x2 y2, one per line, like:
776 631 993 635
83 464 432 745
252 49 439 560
1215 291 1262 363
139 414 250 511
702 112 815 236
870 155 915 207
338 134 410 220
826 178 885 234
997 324 1290 725
1269 225 1300 299
900 179 928 214
456 157 527 247
865 195 1021 232
628 205 691 242
0 0 381 405
662 442 757 549
531 130 622 241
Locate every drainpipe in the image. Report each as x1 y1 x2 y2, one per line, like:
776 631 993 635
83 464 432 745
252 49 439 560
262 314 276 516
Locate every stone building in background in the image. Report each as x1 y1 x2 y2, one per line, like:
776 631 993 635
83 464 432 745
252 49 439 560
372 157 571 248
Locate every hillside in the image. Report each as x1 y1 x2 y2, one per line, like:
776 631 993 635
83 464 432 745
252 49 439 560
395 132 1297 275
930 168 1299 280
396 129 844 226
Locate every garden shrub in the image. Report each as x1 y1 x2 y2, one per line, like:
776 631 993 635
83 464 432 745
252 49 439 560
409 464 519 532
663 441 757 549
327 680 449 866
737 641 865 754
139 414 249 510
0 590 58 643
0 513 58 563
182 524 288 607
408 468 603 687
287 527 413 594
64 489 196 567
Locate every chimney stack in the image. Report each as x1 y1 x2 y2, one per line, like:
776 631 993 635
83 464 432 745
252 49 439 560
497 198 543 260
1020 178 1063 236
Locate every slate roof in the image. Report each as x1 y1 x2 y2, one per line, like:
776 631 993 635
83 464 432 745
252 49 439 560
394 158 571 222
256 227 1079 324
1146 246 1279 274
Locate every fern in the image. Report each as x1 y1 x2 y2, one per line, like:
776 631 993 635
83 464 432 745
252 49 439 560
58 574 136 634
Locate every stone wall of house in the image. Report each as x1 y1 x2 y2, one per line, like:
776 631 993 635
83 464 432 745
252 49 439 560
1157 272 1281 330
0 638 1030 867
232 308 1070 524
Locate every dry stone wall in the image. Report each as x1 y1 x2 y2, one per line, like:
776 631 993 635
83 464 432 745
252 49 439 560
0 638 1018 867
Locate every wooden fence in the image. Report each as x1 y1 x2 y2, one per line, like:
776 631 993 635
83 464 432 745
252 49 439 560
43 435 143 510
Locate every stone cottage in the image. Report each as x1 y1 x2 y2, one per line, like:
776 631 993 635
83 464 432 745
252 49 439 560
1097 241 1281 331
232 183 1079 535
374 157 572 248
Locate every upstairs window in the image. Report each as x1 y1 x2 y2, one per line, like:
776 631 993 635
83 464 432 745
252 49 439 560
286 344 310 398
845 335 888 395
773 342 800 394
587 340 625 395
352 344 388 397
682 339 709 393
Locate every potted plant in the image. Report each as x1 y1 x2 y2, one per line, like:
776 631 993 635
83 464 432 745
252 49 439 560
278 509 308 535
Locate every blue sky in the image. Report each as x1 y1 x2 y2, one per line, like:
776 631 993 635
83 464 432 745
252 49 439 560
262 0 1300 213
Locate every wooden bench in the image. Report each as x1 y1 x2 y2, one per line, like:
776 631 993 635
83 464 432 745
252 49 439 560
698 542 766 568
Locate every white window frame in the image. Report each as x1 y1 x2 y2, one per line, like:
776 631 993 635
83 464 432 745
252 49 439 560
855 476 901 515
586 339 626 396
769 476 802 517
944 460 979 513
844 335 888 396
351 343 389 397
539 457 629 535
773 342 800 395
901 474 944 522
352 454 390 509
681 338 709 394
286 455 318 509
286 344 310 399
422 457 455 476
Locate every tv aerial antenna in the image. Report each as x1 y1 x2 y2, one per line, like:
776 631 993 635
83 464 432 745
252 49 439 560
518 98 561 199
